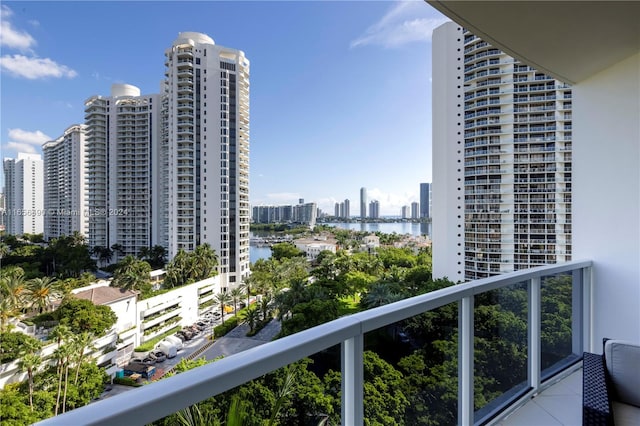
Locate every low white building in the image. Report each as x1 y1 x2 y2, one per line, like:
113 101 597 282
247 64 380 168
0 273 222 388
293 235 337 261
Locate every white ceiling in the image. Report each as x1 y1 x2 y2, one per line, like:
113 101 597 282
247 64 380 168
426 1 640 84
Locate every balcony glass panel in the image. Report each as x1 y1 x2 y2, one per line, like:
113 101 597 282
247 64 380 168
474 281 529 423
154 355 337 425
401 303 459 425
541 272 580 378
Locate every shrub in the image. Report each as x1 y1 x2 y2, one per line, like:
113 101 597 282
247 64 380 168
113 377 143 387
213 317 239 338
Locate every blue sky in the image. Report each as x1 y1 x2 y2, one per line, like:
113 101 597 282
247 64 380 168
0 1 449 216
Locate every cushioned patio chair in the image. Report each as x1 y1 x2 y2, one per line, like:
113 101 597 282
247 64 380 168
583 339 640 426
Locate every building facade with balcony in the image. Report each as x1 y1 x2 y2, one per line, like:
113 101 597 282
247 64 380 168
84 84 163 258
164 32 250 289
432 22 573 282
42 124 88 240
3 153 44 236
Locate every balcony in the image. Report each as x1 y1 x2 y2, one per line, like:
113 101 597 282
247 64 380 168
38 261 592 425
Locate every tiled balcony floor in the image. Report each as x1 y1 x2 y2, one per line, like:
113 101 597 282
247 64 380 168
498 369 582 426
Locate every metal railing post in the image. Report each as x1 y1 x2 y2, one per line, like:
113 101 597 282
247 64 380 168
342 334 364 426
528 276 541 392
459 295 474 425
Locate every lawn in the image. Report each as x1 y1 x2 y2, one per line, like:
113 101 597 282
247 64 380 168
338 294 361 316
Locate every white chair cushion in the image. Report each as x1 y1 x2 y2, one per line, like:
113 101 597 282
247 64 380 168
612 401 640 426
604 340 640 407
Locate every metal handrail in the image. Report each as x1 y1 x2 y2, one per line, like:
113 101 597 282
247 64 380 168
37 260 592 426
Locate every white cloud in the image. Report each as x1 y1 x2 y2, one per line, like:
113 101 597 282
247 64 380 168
3 128 51 156
0 54 77 79
4 141 38 154
350 1 449 49
0 6 36 50
0 6 76 80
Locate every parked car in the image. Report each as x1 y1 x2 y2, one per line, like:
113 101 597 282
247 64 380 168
178 330 193 340
130 357 154 366
149 351 166 363
195 321 207 330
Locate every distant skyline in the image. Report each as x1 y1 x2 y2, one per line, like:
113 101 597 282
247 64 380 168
0 1 448 216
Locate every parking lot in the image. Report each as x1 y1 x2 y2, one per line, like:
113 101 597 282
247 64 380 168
98 308 281 399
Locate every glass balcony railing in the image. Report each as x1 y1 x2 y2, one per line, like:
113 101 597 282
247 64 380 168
36 260 591 426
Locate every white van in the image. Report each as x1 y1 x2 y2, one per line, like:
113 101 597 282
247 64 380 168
156 341 177 359
163 335 183 351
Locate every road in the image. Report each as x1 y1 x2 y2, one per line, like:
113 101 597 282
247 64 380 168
98 318 281 401
202 319 282 360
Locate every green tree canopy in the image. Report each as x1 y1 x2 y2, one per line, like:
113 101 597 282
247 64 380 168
54 298 117 336
270 242 305 261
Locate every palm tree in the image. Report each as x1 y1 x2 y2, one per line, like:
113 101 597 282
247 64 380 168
215 292 231 324
360 283 400 309
92 245 113 267
28 276 60 313
72 332 96 385
18 352 42 411
112 255 151 291
240 306 260 333
0 242 10 270
260 294 273 322
0 297 19 331
51 339 73 415
165 249 190 287
193 243 219 280
137 246 151 261
230 287 243 313
149 245 168 269
110 243 124 263
0 273 28 313
240 279 252 309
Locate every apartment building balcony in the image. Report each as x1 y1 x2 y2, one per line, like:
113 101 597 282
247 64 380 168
39 261 593 426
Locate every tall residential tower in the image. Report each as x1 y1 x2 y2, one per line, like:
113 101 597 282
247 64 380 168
84 84 163 258
3 153 44 235
164 32 250 287
420 183 431 218
360 187 367 219
42 124 87 240
432 22 572 282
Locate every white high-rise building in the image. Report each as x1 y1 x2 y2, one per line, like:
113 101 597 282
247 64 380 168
164 32 250 288
432 22 573 282
84 84 163 257
3 153 44 236
42 124 87 240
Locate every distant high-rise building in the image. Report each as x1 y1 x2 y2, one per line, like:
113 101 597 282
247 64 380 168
3 153 44 235
420 183 431 219
432 22 572 282
401 205 410 219
360 187 367 219
164 32 250 286
411 202 419 219
42 124 87 240
0 192 5 232
344 199 350 219
84 84 163 258
369 200 380 219
334 203 340 217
